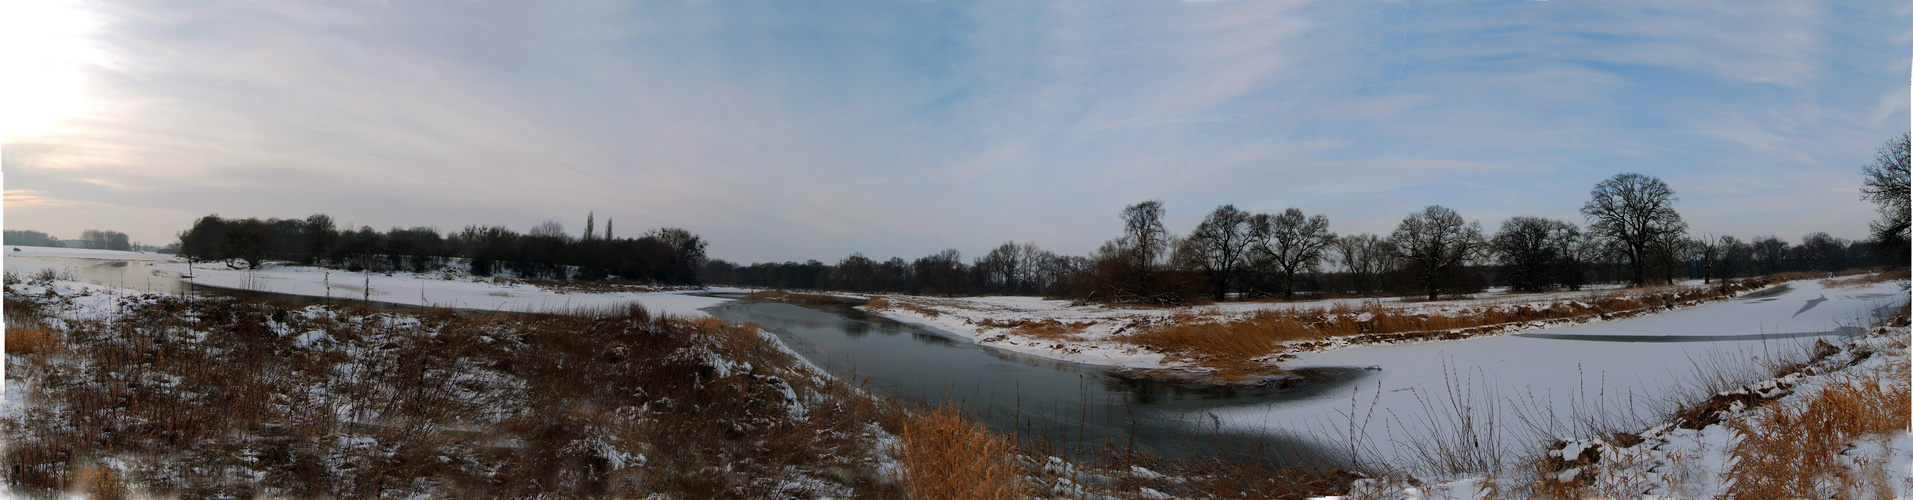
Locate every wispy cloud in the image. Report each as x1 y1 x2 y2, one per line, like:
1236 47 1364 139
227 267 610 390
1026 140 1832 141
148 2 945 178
2 0 1905 261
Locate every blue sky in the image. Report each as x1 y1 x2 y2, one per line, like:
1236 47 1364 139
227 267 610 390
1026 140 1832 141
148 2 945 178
3 0 1908 263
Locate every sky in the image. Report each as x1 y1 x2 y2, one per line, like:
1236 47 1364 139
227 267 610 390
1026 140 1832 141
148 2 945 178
2 0 1909 263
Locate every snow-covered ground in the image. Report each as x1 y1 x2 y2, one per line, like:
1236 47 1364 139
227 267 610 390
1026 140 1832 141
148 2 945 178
860 283 1769 377
1212 278 1908 474
1327 318 1912 499
2 247 731 317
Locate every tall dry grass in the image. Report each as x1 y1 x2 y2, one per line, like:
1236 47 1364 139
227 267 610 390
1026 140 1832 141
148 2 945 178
746 290 846 305
1123 281 1766 375
1720 363 1912 499
5 327 60 356
897 405 1025 500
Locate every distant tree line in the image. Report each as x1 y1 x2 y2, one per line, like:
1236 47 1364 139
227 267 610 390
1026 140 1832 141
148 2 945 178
5 229 132 251
173 213 708 284
707 169 1902 303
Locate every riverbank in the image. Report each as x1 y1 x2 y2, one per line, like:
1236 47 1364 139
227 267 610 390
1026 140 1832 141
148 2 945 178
859 279 1803 386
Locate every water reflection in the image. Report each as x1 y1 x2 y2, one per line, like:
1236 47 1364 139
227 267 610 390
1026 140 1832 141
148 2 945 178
703 299 1370 463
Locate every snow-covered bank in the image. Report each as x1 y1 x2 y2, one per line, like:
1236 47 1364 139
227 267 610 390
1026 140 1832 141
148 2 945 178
1329 315 1912 499
2 247 731 317
859 281 1783 380
1214 278 1908 474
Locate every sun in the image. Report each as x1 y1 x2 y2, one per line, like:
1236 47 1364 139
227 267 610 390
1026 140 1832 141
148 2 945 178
0 0 100 140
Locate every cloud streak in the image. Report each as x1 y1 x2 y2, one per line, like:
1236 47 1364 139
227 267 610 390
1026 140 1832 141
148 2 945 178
2 0 1906 262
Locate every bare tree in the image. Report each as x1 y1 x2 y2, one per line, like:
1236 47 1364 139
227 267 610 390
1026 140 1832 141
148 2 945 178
980 242 1026 292
1717 235 1752 279
219 218 280 270
1181 204 1253 300
1685 234 1722 284
1120 200 1170 272
1331 233 1394 295
1861 132 1910 264
585 212 596 240
1251 208 1335 300
1490 216 1577 292
1390 205 1485 300
1582 173 1687 286
1751 236 1790 274
530 220 568 239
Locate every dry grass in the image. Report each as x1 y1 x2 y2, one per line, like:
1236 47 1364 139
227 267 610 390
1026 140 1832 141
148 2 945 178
1 291 907 498
1122 281 1766 377
1822 268 1912 288
1720 361 1912 500
746 290 846 305
897 405 1025 500
5 327 60 356
517 278 693 294
973 318 1091 342
864 296 943 318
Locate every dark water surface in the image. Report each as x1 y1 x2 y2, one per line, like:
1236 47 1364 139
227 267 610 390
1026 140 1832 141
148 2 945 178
702 299 1371 461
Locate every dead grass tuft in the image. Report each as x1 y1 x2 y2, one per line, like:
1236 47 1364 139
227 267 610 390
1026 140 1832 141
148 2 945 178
5 327 61 356
898 405 1024 500
1719 367 1912 499
745 290 845 305
864 296 942 318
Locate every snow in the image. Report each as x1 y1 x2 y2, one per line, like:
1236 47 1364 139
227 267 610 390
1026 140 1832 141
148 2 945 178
866 295 1178 371
858 282 1795 376
2 250 734 318
1208 278 1908 474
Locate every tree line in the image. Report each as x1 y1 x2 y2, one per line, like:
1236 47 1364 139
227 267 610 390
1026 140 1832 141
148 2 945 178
709 158 1908 303
5 229 134 251
172 213 708 285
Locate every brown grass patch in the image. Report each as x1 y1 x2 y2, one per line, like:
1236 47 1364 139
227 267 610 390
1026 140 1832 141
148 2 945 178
1122 281 1766 378
971 318 1091 341
898 405 1024 500
864 296 942 318
1719 367 1912 500
745 290 845 305
1822 268 1912 288
6 327 60 356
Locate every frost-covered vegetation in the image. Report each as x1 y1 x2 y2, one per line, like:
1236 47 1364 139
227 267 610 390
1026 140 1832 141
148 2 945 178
2 274 903 498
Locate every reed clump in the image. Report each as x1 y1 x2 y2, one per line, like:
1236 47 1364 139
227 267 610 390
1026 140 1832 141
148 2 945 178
898 405 1025 500
1720 360 1911 499
6 327 60 356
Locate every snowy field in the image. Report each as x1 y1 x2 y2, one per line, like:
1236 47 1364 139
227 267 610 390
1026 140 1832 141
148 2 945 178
2 246 731 317
1206 278 1907 472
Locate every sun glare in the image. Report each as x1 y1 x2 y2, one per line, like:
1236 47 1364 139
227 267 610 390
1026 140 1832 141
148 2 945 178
0 0 100 139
